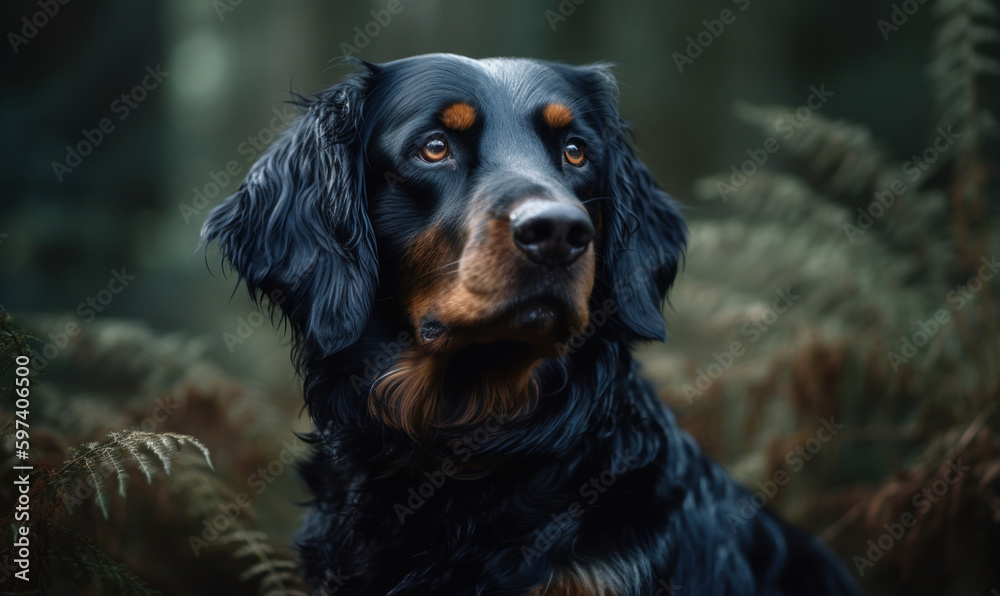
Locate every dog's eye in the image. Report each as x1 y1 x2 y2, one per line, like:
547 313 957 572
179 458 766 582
564 140 586 166
420 136 449 162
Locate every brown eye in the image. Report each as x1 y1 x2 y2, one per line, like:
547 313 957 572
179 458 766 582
421 136 449 162
564 141 586 166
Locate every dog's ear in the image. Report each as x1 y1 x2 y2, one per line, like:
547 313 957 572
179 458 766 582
201 74 376 359
573 64 688 342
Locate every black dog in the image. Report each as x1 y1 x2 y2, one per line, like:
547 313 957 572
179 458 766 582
203 54 859 595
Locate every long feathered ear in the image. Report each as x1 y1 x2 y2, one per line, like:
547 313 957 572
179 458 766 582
579 65 688 342
201 74 376 360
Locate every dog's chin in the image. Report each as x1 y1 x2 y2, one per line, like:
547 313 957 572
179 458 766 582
371 332 550 440
417 297 584 359
371 293 587 438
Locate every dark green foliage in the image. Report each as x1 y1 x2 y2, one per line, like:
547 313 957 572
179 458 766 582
0 310 308 595
48 529 161 596
0 305 35 421
646 0 1000 593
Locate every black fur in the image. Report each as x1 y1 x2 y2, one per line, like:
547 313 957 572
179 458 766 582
202 54 860 595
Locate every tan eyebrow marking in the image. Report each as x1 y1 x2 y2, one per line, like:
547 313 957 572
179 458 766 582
542 103 573 128
440 102 476 131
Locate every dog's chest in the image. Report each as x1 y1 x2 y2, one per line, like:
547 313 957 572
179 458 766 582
340 453 654 594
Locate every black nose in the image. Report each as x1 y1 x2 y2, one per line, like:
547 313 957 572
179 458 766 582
510 200 595 266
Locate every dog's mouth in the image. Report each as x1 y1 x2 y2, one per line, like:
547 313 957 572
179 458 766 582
496 292 569 329
374 289 578 438
417 290 581 356
510 300 562 329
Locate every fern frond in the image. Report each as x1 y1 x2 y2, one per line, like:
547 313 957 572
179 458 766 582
711 100 958 284
130 431 214 473
104 446 129 498
220 528 272 550
930 0 1000 132
80 454 110 519
51 430 213 519
731 102 890 203
169 461 306 595
145 434 176 476
232 541 273 559
220 524 308 595
694 170 851 229
933 0 999 18
240 559 299 582
117 433 158 483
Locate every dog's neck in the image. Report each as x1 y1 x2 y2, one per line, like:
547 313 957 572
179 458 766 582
368 342 542 440
303 329 644 465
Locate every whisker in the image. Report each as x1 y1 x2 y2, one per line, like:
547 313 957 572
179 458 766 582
406 259 462 284
374 262 461 302
371 366 411 391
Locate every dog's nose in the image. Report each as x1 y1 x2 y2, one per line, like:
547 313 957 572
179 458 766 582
510 200 594 266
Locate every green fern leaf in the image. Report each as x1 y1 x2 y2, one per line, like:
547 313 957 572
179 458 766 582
81 456 109 519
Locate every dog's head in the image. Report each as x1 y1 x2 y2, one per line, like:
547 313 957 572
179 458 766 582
203 54 686 438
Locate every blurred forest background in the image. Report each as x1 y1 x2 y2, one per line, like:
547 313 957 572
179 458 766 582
1 0 1000 594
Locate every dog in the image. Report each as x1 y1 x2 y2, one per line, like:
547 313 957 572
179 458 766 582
203 53 860 595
